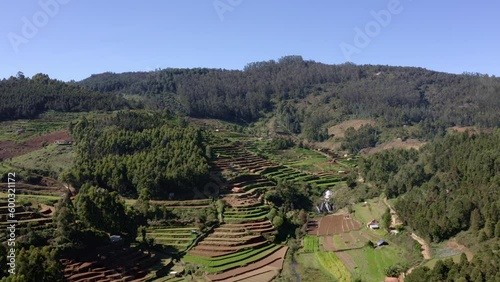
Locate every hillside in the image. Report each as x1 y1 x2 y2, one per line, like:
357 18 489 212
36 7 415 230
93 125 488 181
0 73 132 121
78 57 500 143
1 58 499 281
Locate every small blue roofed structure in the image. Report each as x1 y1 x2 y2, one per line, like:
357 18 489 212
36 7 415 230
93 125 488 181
377 240 387 247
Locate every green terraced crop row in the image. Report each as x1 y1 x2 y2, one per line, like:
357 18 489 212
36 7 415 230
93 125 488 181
225 206 269 215
315 251 352 282
205 244 281 273
184 243 280 272
293 175 319 182
224 214 268 223
307 177 341 185
243 182 274 191
303 236 319 253
147 227 198 233
259 166 284 174
264 170 294 178
224 210 269 219
148 234 195 239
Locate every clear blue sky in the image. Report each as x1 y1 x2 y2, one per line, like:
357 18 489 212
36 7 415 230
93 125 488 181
1 0 499 81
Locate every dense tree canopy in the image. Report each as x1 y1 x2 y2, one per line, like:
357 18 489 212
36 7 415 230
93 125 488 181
405 248 500 282
0 73 131 121
68 112 210 199
362 131 500 242
0 246 64 282
78 58 500 136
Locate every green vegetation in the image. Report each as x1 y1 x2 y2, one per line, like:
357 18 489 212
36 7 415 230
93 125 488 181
0 73 131 121
183 244 280 273
2 58 500 281
79 59 500 141
406 249 500 282
138 227 199 251
0 245 64 282
67 111 210 199
0 192 60 206
9 144 75 178
342 124 380 154
315 251 351 282
303 236 319 252
0 111 113 143
363 131 500 242
346 246 400 281
286 253 339 282
352 198 388 226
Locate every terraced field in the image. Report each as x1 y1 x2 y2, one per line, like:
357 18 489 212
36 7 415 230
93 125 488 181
223 203 270 223
315 251 352 282
261 166 343 191
62 247 158 281
225 174 274 194
205 245 288 282
303 236 320 252
189 196 275 258
210 146 275 174
0 198 55 241
186 189 287 281
138 227 200 252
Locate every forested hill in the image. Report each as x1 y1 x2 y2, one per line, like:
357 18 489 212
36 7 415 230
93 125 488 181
78 56 500 131
0 72 132 121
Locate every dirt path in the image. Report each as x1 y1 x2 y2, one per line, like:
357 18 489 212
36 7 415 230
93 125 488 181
403 233 431 279
410 233 431 260
448 239 473 261
382 197 403 228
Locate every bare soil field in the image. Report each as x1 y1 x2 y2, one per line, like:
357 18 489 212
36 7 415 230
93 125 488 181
62 247 157 282
315 214 362 236
321 236 336 251
447 239 473 261
448 126 492 135
328 119 376 139
0 130 71 160
307 219 319 235
360 138 426 156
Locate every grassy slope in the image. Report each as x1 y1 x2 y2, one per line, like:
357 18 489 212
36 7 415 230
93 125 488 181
352 197 388 227
0 192 60 205
295 253 338 282
315 251 351 282
0 111 107 142
9 144 75 176
346 246 399 281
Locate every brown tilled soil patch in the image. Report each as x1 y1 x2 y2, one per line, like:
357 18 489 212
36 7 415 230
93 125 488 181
448 126 492 135
317 214 361 236
307 219 319 235
361 138 426 156
322 236 336 251
0 130 71 160
447 239 473 261
328 119 376 138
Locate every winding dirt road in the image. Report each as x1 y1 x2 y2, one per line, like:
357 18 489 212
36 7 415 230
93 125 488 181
410 233 431 260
